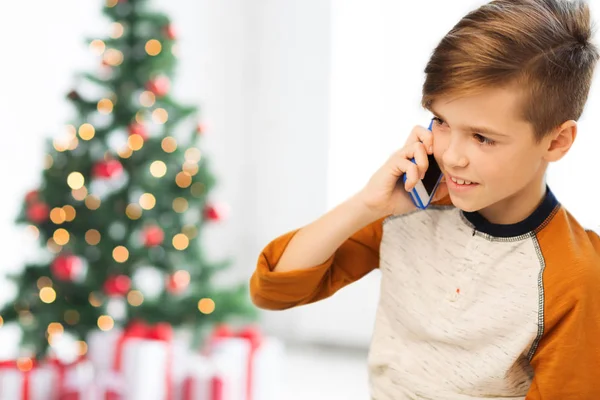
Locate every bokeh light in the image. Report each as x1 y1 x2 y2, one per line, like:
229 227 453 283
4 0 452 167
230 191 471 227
113 246 129 263
161 137 177 153
150 161 167 178
172 233 189 250
98 315 114 331
198 298 215 314
145 39 162 56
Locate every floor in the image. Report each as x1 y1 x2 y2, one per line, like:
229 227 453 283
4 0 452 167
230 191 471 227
281 342 371 400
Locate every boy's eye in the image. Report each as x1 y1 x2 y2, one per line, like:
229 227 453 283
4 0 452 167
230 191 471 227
432 117 446 127
474 133 495 146
432 117 495 146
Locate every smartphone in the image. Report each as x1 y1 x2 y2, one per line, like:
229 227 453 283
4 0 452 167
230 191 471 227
402 120 444 209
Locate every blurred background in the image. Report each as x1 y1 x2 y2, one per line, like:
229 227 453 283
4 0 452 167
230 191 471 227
0 0 599 399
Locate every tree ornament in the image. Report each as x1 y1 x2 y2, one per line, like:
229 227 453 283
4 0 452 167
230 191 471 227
51 255 83 281
142 225 164 247
204 203 228 222
164 24 176 40
27 202 50 223
25 190 40 204
146 76 170 97
104 275 131 296
92 159 123 179
128 122 148 139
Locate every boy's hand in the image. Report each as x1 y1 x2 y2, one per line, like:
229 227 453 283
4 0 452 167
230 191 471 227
357 124 446 218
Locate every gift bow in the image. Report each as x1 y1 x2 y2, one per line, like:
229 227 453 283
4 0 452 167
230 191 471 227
112 320 174 400
113 320 173 370
210 324 263 349
209 325 263 400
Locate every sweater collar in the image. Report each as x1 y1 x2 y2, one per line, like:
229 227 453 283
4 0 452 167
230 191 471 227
461 186 559 238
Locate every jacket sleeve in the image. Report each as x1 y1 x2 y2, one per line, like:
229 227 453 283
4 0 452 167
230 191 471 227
527 223 600 398
249 216 385 310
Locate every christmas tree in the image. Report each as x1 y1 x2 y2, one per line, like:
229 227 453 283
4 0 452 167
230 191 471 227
0 0 256 359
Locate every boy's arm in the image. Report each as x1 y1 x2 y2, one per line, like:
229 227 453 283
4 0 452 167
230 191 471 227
526 229 600 398
249 194 386 310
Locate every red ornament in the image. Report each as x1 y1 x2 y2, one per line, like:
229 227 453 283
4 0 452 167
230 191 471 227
27 202 49 224
142 225 164 247
204 203 228 222
104 275 131 297
164 25 176 40
25 190 39 204
146 76 170 97
51 255 83 281
196 123 205 135
92 160 123 179
128 123 148 139
166 270 190 294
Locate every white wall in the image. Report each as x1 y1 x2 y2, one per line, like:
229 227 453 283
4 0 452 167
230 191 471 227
0 0 334 345
0 1 105 305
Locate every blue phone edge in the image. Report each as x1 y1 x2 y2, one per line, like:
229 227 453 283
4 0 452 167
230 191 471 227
402 119 442 210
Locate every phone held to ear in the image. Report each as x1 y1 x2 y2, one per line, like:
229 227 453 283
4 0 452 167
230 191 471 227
403 120 444 209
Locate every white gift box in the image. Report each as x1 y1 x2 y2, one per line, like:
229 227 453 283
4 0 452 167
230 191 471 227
60 359 97 400
250 338 284 400
179 355 230 400
87 322 176 400
205 334 285 400
0 362 58 400
87 328 122 372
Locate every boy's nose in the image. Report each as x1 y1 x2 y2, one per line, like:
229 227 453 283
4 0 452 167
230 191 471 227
442 139 469 169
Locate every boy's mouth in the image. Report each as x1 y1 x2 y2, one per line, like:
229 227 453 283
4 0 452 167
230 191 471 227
446 174 479 188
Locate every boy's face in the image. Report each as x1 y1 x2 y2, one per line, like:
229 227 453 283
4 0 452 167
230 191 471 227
429 86 561 224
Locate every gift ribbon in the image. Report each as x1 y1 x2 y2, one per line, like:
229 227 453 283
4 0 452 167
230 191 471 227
111 320 174 400
45 355 88 399
209 325 263 400
182 374 224 400
0 359 39 400
96 370 124 400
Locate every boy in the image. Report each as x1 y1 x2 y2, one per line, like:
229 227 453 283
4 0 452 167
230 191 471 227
250 0 600 398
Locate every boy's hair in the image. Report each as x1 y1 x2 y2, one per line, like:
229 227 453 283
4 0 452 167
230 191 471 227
422 0 600 141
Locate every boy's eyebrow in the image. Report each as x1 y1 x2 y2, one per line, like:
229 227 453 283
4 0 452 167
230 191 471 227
430 107 509 137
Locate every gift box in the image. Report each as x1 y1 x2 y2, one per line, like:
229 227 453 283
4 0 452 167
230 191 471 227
88 320 174 400
0 359 58 400
51 357 96 400
179 354 229 400
87 328 122 373
203 325 284 400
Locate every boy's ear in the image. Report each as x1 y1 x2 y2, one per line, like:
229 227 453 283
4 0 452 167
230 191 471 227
543 120 577 162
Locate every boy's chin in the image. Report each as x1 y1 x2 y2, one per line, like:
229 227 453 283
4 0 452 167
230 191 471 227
447 194 483 213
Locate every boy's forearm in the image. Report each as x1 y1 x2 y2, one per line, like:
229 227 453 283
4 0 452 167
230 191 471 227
273 193 383 273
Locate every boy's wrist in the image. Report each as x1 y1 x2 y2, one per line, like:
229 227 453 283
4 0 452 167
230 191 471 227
348 192 390 224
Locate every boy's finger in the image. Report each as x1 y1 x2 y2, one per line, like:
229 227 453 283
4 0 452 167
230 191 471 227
399 160 419 191
413 126 434 154
412 142 429 179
